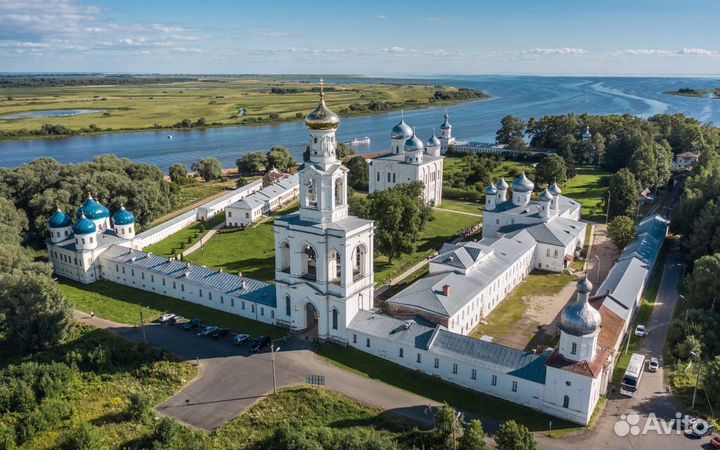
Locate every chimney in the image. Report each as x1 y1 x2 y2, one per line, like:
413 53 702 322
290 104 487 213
442 284 451 296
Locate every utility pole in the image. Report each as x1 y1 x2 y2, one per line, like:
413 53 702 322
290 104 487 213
605 190 611 224
271 341 281 395
691 351 702 409
139 304 148 346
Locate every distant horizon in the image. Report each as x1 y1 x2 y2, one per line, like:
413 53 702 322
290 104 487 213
1 72 719 79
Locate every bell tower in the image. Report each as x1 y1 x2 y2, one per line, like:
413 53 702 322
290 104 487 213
274 80 375 343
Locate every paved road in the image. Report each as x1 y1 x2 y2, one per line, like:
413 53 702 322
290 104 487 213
74 311 444 431
432 206 483 218
541 245 703 450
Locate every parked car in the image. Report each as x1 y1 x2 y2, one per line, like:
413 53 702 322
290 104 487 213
233 334 250 345
158 313 176 323
648 357 659 372
250 335 271 352
183 319 201 330
692 420 715 438
210 328 230 339
634 325 648 337
167 315 182 324
198 326 218 337
710 434 720 449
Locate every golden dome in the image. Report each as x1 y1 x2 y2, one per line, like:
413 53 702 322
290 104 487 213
305 79 339 130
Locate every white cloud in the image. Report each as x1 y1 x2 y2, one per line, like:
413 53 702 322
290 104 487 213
526 48 588 55
678 47 719 56
611 48 719 57
252 31 297 38
374 15 387 20
383 46 405 53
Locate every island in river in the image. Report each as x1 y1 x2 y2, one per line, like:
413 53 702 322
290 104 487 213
0 74 488 140
666 87 720 98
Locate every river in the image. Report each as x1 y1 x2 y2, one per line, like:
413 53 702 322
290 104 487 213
1 75 718 170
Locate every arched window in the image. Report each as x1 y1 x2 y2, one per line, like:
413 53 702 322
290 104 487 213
334 177 344 207
301 244 317 281
563 395 570 408
279 241 290 272
285 295 291 316
332 308 338 330
352 244 367 280
329 250 341 283
305 178 317 208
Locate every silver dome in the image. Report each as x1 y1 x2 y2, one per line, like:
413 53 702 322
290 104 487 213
549 181 562 196
440 112 451 129
511 172 535 193
486 181 498 195
391 119 413 140
427 132 441 147
559 278 601 336
404 133 424 152
539 188 553 202
496 177 509 190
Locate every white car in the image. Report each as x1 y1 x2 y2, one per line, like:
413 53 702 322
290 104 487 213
233 334 250 345
634 325 648 337
158 313 176 323
648 357 659 372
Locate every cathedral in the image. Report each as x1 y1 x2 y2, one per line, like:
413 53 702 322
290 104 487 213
367 112 448 206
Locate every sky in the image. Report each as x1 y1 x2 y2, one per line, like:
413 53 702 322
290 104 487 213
2 0 720 76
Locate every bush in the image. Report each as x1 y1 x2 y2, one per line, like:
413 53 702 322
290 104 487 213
0 423 16 450
8 381 36 413
127 392 153 421
41 397 75 427
151 417 185 449
59 424 105 450
16 409 48 445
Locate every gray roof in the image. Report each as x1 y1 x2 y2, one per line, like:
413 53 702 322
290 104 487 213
430 329 549 383
387 231 536 318
228 174 299 211
275 212 373 234
596 257 648 320
490 195 580 218
101 245 276 307
53 229 126 252
500 216 586 247
348 310 435 349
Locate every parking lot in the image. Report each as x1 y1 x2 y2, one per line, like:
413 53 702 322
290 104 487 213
76 311 443 431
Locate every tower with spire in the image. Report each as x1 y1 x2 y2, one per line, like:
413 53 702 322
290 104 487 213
273 80 376 342
439 110 455 153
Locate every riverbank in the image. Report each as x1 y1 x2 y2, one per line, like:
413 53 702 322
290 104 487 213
665 88 719 98
0 77 488 141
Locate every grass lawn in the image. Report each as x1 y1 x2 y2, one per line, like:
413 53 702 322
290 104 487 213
443 156 532 181
184 201 299 282
562 166 612 222
469 272 575 344
144 212 226 257
0 78 487 135
316 344 576 433
374 208 481 286
59 277 284 338
0 324 196 450
435 199 483 215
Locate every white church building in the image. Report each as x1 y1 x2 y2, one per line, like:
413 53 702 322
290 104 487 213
47 84 641 426
367 112 448 206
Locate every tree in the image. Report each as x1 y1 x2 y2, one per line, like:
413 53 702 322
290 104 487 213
191 158 223 182
0 196 28 245
433 403 464 450
345 156 369 191
688 253 720 310
654 140 673 187
59 424 105 450
606 168 640 220
266 146 296 172
534 154 567 187
496 115 526 146
607 216 636 250
459 419 486 450
629 143 658 188
236 152 268 175
494 420 537 450
336 142 356 159
358 182 432 263
168 163 188 184
687 201 720 261
235 177 247 189
127 392 152 421
0 270 72 352
704 355 720 408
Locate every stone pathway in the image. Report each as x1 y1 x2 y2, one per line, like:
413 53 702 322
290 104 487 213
181 222 225 258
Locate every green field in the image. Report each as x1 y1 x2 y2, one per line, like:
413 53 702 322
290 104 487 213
435 199 483 215
59 278 284 338
443 156 531 181
317 344 576 433
0 78 487 135
144 213 226 257
561 166 612 222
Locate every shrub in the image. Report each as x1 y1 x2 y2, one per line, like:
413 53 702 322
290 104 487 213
127 392 153 421
59 424 105 450
9 381 36 413
16 409 48 445
0 423 16 450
